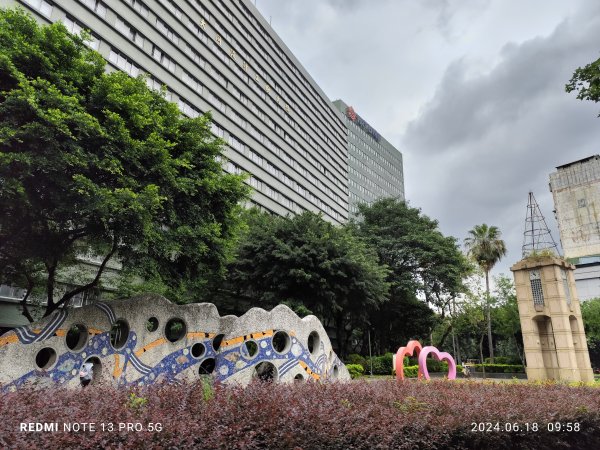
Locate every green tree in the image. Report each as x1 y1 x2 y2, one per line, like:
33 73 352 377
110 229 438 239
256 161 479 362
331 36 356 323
226 210 389 358
566 56 600 114
464 224 507 362
581 297 600 346
491 275 524 364
0 8 249 319
353 198 470 353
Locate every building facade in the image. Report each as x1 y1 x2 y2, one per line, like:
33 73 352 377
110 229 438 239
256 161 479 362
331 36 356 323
332 100 404 216
549 155 600 300
5 0 349 223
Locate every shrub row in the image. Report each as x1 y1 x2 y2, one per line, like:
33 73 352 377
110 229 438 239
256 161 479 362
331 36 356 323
484 356 522 365
470 364 525 373
347 354 469 376
1 380 599 449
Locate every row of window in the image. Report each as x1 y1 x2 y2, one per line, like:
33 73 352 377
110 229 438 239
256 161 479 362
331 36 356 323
183 3 348 181
348 153 402 193
349 179 384 202
248 148 345 209
110 41 347 217
348 129 403 175
233 1 345 142
224 161 342 221
348 166 402 198
196 1 347 159
348 120 387 153
114 2 348 194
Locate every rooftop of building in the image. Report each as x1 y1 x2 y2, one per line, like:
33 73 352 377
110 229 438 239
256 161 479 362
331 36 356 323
556 155 600 170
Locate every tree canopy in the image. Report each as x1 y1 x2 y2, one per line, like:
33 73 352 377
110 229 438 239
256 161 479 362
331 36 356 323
566 56 600 114
352 198 471 353
0 8 249 318
226 210 389 358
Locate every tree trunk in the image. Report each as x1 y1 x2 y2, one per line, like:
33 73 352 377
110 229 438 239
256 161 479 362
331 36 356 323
479 333 486 379
485 270 494 363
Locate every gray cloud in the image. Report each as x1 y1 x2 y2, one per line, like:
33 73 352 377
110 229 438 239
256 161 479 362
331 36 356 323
256 0 600 277
402 3 600 274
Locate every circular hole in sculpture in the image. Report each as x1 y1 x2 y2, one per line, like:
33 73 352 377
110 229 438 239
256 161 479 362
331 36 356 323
35 347 57 370
146 317 159 332
244 340 258 358
307 331 320 356
333 365 339 378
212 334 225 352
110 319 130 350
165 318 187 343
191 343 206 359
272 331 291 354
294 373 305 382
254 362 278 382
199 358 216 375
65 324 88 351
80 356 102 387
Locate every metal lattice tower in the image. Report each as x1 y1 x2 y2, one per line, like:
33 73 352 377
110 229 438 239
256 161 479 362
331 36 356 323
522 191 559 258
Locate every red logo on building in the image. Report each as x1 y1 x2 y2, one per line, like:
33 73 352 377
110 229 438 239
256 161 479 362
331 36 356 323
346 106 357 122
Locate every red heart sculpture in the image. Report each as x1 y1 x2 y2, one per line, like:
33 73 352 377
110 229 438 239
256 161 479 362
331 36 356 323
418 346 457 380
395 340 423 381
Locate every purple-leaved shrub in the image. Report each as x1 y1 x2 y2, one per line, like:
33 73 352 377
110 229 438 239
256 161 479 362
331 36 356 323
1 379 599 449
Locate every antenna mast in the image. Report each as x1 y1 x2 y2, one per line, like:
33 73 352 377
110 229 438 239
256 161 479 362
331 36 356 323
522 191 559 258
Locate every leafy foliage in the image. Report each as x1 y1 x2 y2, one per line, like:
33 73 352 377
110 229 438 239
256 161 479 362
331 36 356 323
346 364 365 379
352 198 470 353
1 381 599 449
566 56 600 115
227 209 389 358
0 8 249 317
464 224 507 362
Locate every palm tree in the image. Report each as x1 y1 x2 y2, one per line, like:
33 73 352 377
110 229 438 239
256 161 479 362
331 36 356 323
464 224 507 363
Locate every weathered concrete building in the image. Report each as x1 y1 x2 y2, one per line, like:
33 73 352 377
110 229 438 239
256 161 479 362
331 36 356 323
549 155 600 300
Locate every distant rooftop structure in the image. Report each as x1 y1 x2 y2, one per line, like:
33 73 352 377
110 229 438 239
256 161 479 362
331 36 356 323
522 191 559 258
556 155 600 170
549 156 600 301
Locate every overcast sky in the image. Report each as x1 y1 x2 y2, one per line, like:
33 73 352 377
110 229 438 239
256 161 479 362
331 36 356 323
255 0 600 278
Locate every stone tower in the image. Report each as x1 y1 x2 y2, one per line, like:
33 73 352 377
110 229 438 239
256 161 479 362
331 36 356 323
511 255 593 382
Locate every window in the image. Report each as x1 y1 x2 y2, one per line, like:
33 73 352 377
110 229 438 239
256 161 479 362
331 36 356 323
529 270 544 307
152 46 176 72
182 71 202 94
146 77 162 92
187 45 205 68
177 99 199 118
24 0 53 16
210 123 225 138
128 0 149 17
249 150 263 166
108 50 140 77
229 135 245 152
164 0 183 19
116 19 145 47
62 17 100 50
156 18 180 44
81 0 106 18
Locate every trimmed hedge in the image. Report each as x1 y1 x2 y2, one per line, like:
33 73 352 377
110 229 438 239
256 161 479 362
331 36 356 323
471 364 525 373
347 364 365 379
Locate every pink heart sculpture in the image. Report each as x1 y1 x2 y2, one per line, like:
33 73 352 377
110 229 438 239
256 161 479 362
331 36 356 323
418 346 457 380
395 340 423 381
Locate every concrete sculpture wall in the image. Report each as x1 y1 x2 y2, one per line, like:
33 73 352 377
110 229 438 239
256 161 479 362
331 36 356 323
0 294 349 391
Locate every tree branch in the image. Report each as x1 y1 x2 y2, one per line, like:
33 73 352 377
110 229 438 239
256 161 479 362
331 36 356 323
45 259 57 310
55 237 118 310
19 271 35 323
